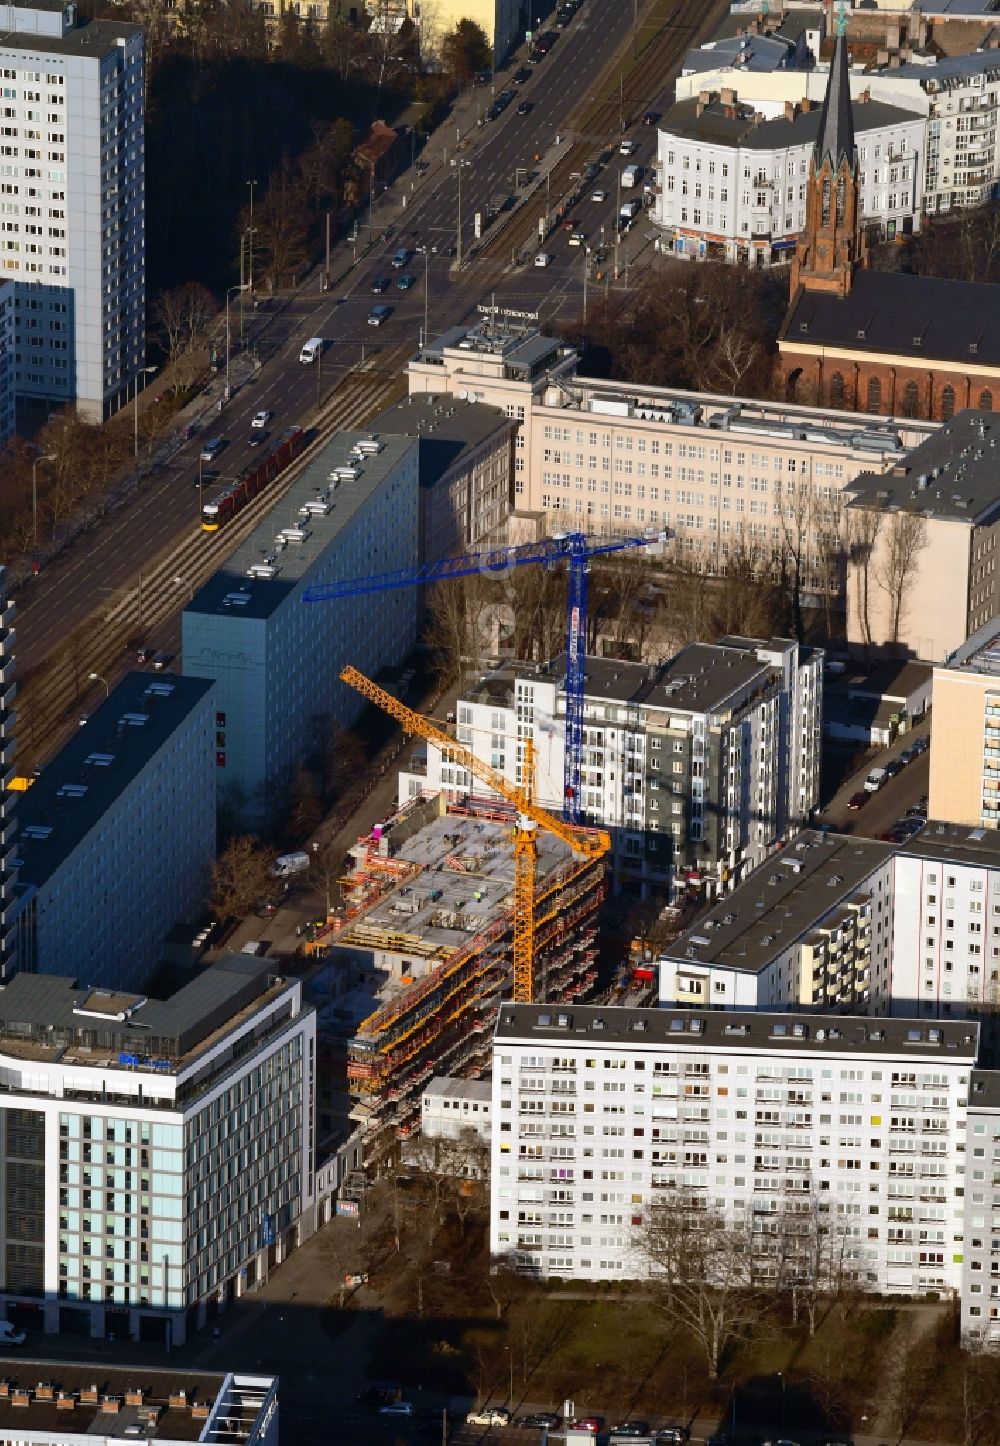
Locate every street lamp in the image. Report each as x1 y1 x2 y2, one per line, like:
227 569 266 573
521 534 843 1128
226 285 249 398
28 448 55 563
246 180 257 294
415 244 430 347
133 365 158 482
88 672 110 698
450 158 472 268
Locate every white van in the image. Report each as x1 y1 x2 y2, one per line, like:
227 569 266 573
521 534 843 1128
622 164 641 188
271 851 310 879
299 337 324 364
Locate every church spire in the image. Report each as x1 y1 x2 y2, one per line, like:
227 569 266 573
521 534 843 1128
814 21 855 174
788 5 866 299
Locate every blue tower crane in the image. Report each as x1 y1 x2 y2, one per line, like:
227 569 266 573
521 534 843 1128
302 529 669 824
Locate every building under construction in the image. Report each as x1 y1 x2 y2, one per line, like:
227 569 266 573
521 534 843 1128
313 791 605 1171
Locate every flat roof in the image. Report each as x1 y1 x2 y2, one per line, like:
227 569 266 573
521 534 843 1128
898 820 1000 869
369 393 513 487
936 614 1000 674
496 1002 979 1059
846 410 1000 525
970 1068 1000 1111
17 672 214 888
0 1364 275 1444
0 954 287 1068
420 320 567 374
184 432 417 623
849 659 932 700
665 828 894 973
890 47 1000 82
570 640 787 716
424 1075 491 1102
661 94 920 149
683 32 798 75
0 17 141 57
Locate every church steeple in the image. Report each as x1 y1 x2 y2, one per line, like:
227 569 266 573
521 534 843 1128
789 12 867 299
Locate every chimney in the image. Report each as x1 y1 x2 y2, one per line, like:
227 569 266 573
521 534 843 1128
169 1393 189 1409
859 86 871 104
800 97 812 112
784 100 796 121
721 86 737 104
36 1385 55 1401
57 1395 77 1412
81 1387 100 1404
125 1390 145 1407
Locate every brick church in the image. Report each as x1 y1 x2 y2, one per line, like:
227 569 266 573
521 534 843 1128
776 29 1000 421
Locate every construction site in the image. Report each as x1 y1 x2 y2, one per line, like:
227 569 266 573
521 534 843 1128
308 789 605 1172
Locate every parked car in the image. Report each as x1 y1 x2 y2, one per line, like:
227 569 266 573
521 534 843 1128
913 735 929 754
568 1419 603 1434
656 1430 690 1445
884 759 903 778
847 791 869 810
518 1413 561 1429
379 1402 414 1417
513 66 533 84
900 746 916 765
611 1424 650 1439
466 1407 511 1427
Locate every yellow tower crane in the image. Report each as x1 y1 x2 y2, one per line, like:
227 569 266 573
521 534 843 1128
340 665 611 1004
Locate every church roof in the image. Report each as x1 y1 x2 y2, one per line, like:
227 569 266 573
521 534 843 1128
814 30 855 169
781 268 1000 367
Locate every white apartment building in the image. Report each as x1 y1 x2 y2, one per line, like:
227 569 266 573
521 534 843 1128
653 91 924 265
491 1002 978 1298
408 320 935 586
0 280 14 445
400 639 822 899
0 957 314 1344
963 1069 1000 1347
420 1076 492 1143
673 48 1000 223
658 830 896 1013
0 3 145 421
889 825 1000 1042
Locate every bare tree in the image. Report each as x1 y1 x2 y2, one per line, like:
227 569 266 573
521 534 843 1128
638 1191 761 1380
211 834 278 918
774 475 815 640
254 157 313 293
760 1194 857 1336
874 509 928 647
152 282 218 394
847 505 883 655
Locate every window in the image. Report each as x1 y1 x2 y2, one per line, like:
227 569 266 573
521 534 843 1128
902 379 920 417
979 388 993 411
941 384 956 420
828 372 845 409
866 376 882 415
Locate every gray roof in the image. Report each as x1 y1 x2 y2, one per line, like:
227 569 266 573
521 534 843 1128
490 639 797 717
845 410 1000 526
369 393 513 489
815 29 855 170
0 18 141 57
848 659 932 702
683 32 797 76
0 953 284 1065
939 615 1000 674
970 1069 1000 1111
496 1002 979 1060
784 270 1000 369
424 1075 491 1103
890 48 1000 85
17 672 214 888
665 828 894 974
898 819 1000 869
184 432 417 623
662 94 918 150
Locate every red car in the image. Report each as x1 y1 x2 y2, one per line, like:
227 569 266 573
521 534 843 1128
568 1420 603 1434
847 791 869 810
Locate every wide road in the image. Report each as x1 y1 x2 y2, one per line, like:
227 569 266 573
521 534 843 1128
12 0 722 683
